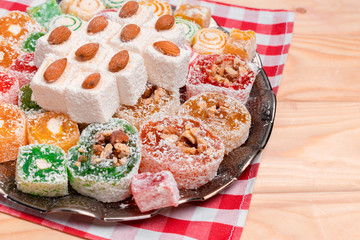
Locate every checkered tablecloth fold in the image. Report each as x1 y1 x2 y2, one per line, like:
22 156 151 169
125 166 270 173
0 0 295 239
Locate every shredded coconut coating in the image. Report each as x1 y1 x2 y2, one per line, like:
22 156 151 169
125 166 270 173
0 103 26 163
15 144 68 197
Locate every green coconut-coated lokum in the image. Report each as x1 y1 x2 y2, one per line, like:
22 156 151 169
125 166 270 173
27 0 62 29
22 32 45 53
16 144 68 197
67 118 141 202
18 84 43 114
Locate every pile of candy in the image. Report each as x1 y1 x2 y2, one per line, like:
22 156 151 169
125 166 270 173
0 0 258 212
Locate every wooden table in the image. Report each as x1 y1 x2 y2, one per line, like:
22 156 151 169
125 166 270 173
1 0 360 239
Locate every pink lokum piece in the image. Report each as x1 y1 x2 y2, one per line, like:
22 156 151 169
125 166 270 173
131 170 180 212
0 72 19 105
8 53 37 88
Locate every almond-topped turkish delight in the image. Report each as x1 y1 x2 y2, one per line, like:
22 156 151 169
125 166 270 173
115 1 154 27
0 103 27 163
186 54 258 103
82 15 121 43
145 14 186 47
101 49 147 106
27 111 80 152
31 55 73 114
65 71 120 123
143 40 191 91
109 24 155 54
174 3 211 28
224 29 257 61
140 117 225 189
34 26 80 67
131 171 180 212
69 42 108 72
115 84 180 130
60 0 106 21
179 92 251 154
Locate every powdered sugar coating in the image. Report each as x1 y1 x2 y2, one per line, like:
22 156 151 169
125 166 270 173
0 40 20 70
101 49 147 106
33 27 81 68
179 92 251 154
31 54 73 114
144 16 187 47
0 103 26 163
115 5 154 27
65 70 120 123
131 170 179 212
139 117 225 189
108 24 155 54
15 144 68 197
143 40 191 91
81 17 121 44
8 53 38 88
0 72 19 105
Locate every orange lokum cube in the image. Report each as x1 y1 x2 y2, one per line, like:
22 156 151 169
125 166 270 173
0 103 27 163
27 112 80 152
0 11 44 46
174 3 211 28
224 29 257 61
0 40 21 70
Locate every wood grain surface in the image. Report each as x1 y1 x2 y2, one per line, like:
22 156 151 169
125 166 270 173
1 0 360 239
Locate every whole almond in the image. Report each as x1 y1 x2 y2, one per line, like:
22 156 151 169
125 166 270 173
108 50 129 72
48 26 71 45
43 58 67 83
75 43 99 61
82 73 101 89
155 15 175 32
120 24 140 42
119 1 139 18
153 41 180 57
87 16 108 34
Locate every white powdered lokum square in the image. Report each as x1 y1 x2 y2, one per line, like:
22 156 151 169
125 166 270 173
144 17 187 47
31 54 73 114
108 24 155 55
115 4 154 27
81 17 122 44
33 28 82 68
68 42 109 72
65 71 120 123
101 49 147 106
143 40 191 91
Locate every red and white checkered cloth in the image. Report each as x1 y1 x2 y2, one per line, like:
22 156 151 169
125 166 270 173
0 0 295 239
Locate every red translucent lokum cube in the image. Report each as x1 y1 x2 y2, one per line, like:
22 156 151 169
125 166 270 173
0 72 19 105
131 170 180 212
